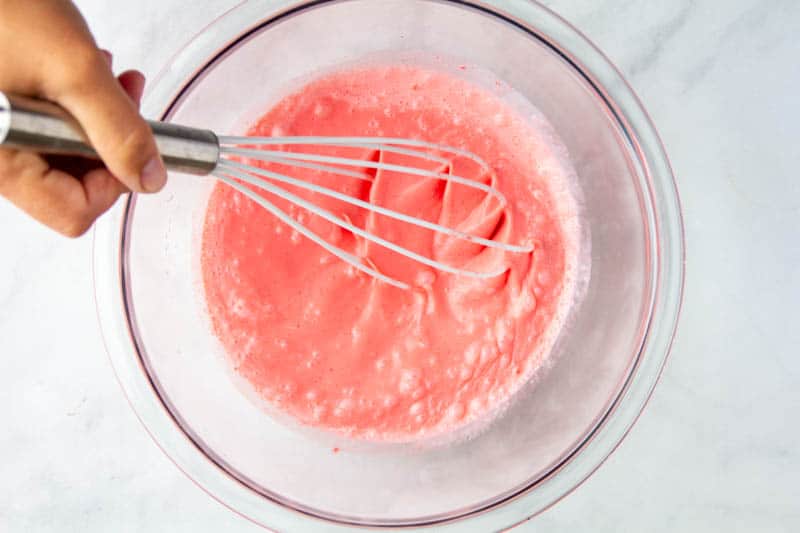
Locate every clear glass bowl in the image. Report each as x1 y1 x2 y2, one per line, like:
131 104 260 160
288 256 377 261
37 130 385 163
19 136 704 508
93 1 684 530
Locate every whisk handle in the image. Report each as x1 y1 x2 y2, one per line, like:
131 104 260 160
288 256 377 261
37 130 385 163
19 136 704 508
0 91 219 175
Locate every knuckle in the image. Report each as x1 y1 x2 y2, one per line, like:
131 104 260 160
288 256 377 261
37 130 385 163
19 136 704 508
114 121 154 173
59 212 94 238
119 120 153 156
0 150 43 193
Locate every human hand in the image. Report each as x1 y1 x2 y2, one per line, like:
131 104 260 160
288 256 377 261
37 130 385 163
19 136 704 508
0 0 166 237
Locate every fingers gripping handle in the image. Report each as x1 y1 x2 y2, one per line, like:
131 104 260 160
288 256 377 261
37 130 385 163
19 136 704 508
0 91 98 159
0 91 220 176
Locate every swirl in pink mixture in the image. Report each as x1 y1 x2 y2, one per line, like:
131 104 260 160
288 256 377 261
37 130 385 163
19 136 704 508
201 65 579 441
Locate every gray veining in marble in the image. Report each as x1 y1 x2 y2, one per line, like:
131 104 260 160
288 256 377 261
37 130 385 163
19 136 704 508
1 1 798 531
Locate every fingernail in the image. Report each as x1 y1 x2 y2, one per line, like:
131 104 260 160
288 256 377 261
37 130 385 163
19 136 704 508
141 156 167 192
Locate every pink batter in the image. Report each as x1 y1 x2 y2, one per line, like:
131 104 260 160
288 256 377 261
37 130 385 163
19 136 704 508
201 65 578 441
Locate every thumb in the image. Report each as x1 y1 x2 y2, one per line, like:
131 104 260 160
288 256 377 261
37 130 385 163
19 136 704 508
46 49 166 193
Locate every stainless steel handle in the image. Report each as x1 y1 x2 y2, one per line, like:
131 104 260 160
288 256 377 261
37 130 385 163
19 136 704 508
0 91 219 175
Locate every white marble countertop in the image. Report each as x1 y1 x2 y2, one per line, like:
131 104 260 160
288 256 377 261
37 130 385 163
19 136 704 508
1 1 798 531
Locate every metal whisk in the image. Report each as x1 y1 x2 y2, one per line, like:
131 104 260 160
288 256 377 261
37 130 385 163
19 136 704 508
0 92 533 289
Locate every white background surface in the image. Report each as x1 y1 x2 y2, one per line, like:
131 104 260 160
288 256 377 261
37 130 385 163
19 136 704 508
1 1 798 531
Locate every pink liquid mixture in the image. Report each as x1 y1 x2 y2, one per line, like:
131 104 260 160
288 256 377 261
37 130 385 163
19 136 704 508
201 65 579 441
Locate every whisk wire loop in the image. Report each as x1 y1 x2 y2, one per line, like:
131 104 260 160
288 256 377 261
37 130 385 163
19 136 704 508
214 162 513 285
208 136 536 288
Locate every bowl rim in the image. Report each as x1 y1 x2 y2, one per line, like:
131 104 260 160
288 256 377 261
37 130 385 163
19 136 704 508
93 0 685 530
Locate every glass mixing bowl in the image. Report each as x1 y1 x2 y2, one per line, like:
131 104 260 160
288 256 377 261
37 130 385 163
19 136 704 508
93 0 684 530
